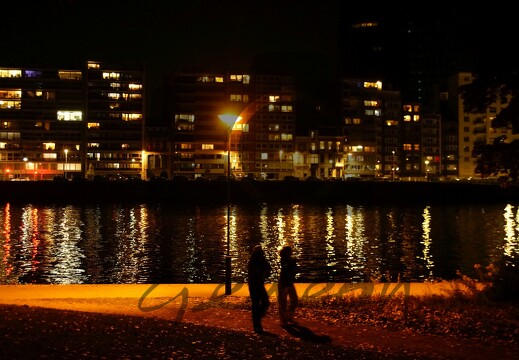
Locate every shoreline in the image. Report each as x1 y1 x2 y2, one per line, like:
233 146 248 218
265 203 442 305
0 180 517 204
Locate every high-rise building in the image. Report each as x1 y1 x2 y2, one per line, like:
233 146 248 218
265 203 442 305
0 61 144 180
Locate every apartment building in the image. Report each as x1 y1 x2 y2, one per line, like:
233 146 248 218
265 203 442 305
153 72 296 181
0 61 144 180
452 72 515 179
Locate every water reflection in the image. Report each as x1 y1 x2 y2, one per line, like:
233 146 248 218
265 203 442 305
0 202 516 285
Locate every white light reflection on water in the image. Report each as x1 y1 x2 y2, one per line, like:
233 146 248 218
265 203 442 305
325 207 337 270
345 205 367 282
503 204 519 260
420 206 434 277
0 202 517 285
48 206 86 284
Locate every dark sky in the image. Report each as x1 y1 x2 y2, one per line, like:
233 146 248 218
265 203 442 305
4 0 340 75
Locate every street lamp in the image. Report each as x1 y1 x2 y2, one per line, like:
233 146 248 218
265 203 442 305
391 150 396 181
218 114 241 295
64 149 69 179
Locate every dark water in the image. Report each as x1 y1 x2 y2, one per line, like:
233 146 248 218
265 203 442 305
0 202 517 284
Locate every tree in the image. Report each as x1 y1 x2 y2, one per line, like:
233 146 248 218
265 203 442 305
460 71 519 180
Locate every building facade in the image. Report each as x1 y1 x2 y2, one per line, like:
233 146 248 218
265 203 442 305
0 62 144 181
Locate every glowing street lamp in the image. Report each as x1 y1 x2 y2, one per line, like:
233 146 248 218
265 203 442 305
218 114 241 295
64 149 69 179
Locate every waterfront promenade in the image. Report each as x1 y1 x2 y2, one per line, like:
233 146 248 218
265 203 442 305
0 282 515 360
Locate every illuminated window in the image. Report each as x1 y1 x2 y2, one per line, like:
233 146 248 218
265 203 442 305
58 71 82 80
180 143 193 150
2 121 11 129
43 142 56 150
57 111 82 121
281 105 292 112
215 77 224 83
230 94 243 102
108 92 120 99
404 115 412 122
175 114 195 122
414 144 420 151
269 95 280 103
413 115 420 121
121 144 130 149
0 100 21 109
88 123 100 129
102 72 120 80
88 143 100 148
109 103 120 109
122 113 142 121
202 144 214 150
43 153 57 160
403 105 413 112
128 83 142 90
319 141 325 150
280 133 292 141
261 152 268 160
364 100 378 106
0 69 22 78
122 93 141 101
24 70 42 78
353 118 361 124
88 62 100 69
403 143 412 151
0 90 21 99
363 81 382 90
110 82 121 88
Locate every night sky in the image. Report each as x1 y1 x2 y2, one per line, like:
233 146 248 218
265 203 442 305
4 0 339 75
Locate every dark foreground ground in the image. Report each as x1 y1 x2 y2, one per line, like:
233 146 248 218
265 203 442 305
1 293 518 360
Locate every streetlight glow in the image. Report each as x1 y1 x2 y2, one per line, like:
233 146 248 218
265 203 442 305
218 114 241 295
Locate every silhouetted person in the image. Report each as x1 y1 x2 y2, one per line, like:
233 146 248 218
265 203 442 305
278 245 298 326
247 244 271 333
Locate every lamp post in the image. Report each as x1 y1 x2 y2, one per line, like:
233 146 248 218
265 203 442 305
391 150 395 181
64 149 68 179
218 114 241 295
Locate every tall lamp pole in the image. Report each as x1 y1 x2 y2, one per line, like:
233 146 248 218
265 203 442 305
218 114 241 295
64 149 69 180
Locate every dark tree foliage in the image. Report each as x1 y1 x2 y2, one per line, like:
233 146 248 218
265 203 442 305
460 71 519 133
473 138 519 181
460 71 519 180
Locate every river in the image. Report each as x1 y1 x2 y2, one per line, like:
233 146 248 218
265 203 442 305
1 202 518 284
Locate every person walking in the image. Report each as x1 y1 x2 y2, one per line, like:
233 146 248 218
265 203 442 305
247 244 271 334
278 245 298 327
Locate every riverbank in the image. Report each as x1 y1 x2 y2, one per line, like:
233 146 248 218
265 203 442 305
0 282 517 359
0 179 517 205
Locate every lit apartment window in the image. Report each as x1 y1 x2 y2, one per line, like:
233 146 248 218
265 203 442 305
413 115 420 121
88 123 100 129
58 71 82 80
215 77 224 83
108 92 120 99
121 144 130 149
0 69 22 78
281 105 292 112
122 93 141 101
404 115 411 122
102 72 120 80
0 90 21 99
110 82 121 88
122 113 142 121
364 100 379 106
0 100 21 109
269 95 280 103
202 144 214 150
88 143 100 148
57 111 82 121
353 118 361 124
363 81 382 90
43 142 56 150
403 105 413 112
88 62 100 69
128 83 142 90
414 144 420 151
24 70 42 78
230 94 242 102
43 153 57 160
